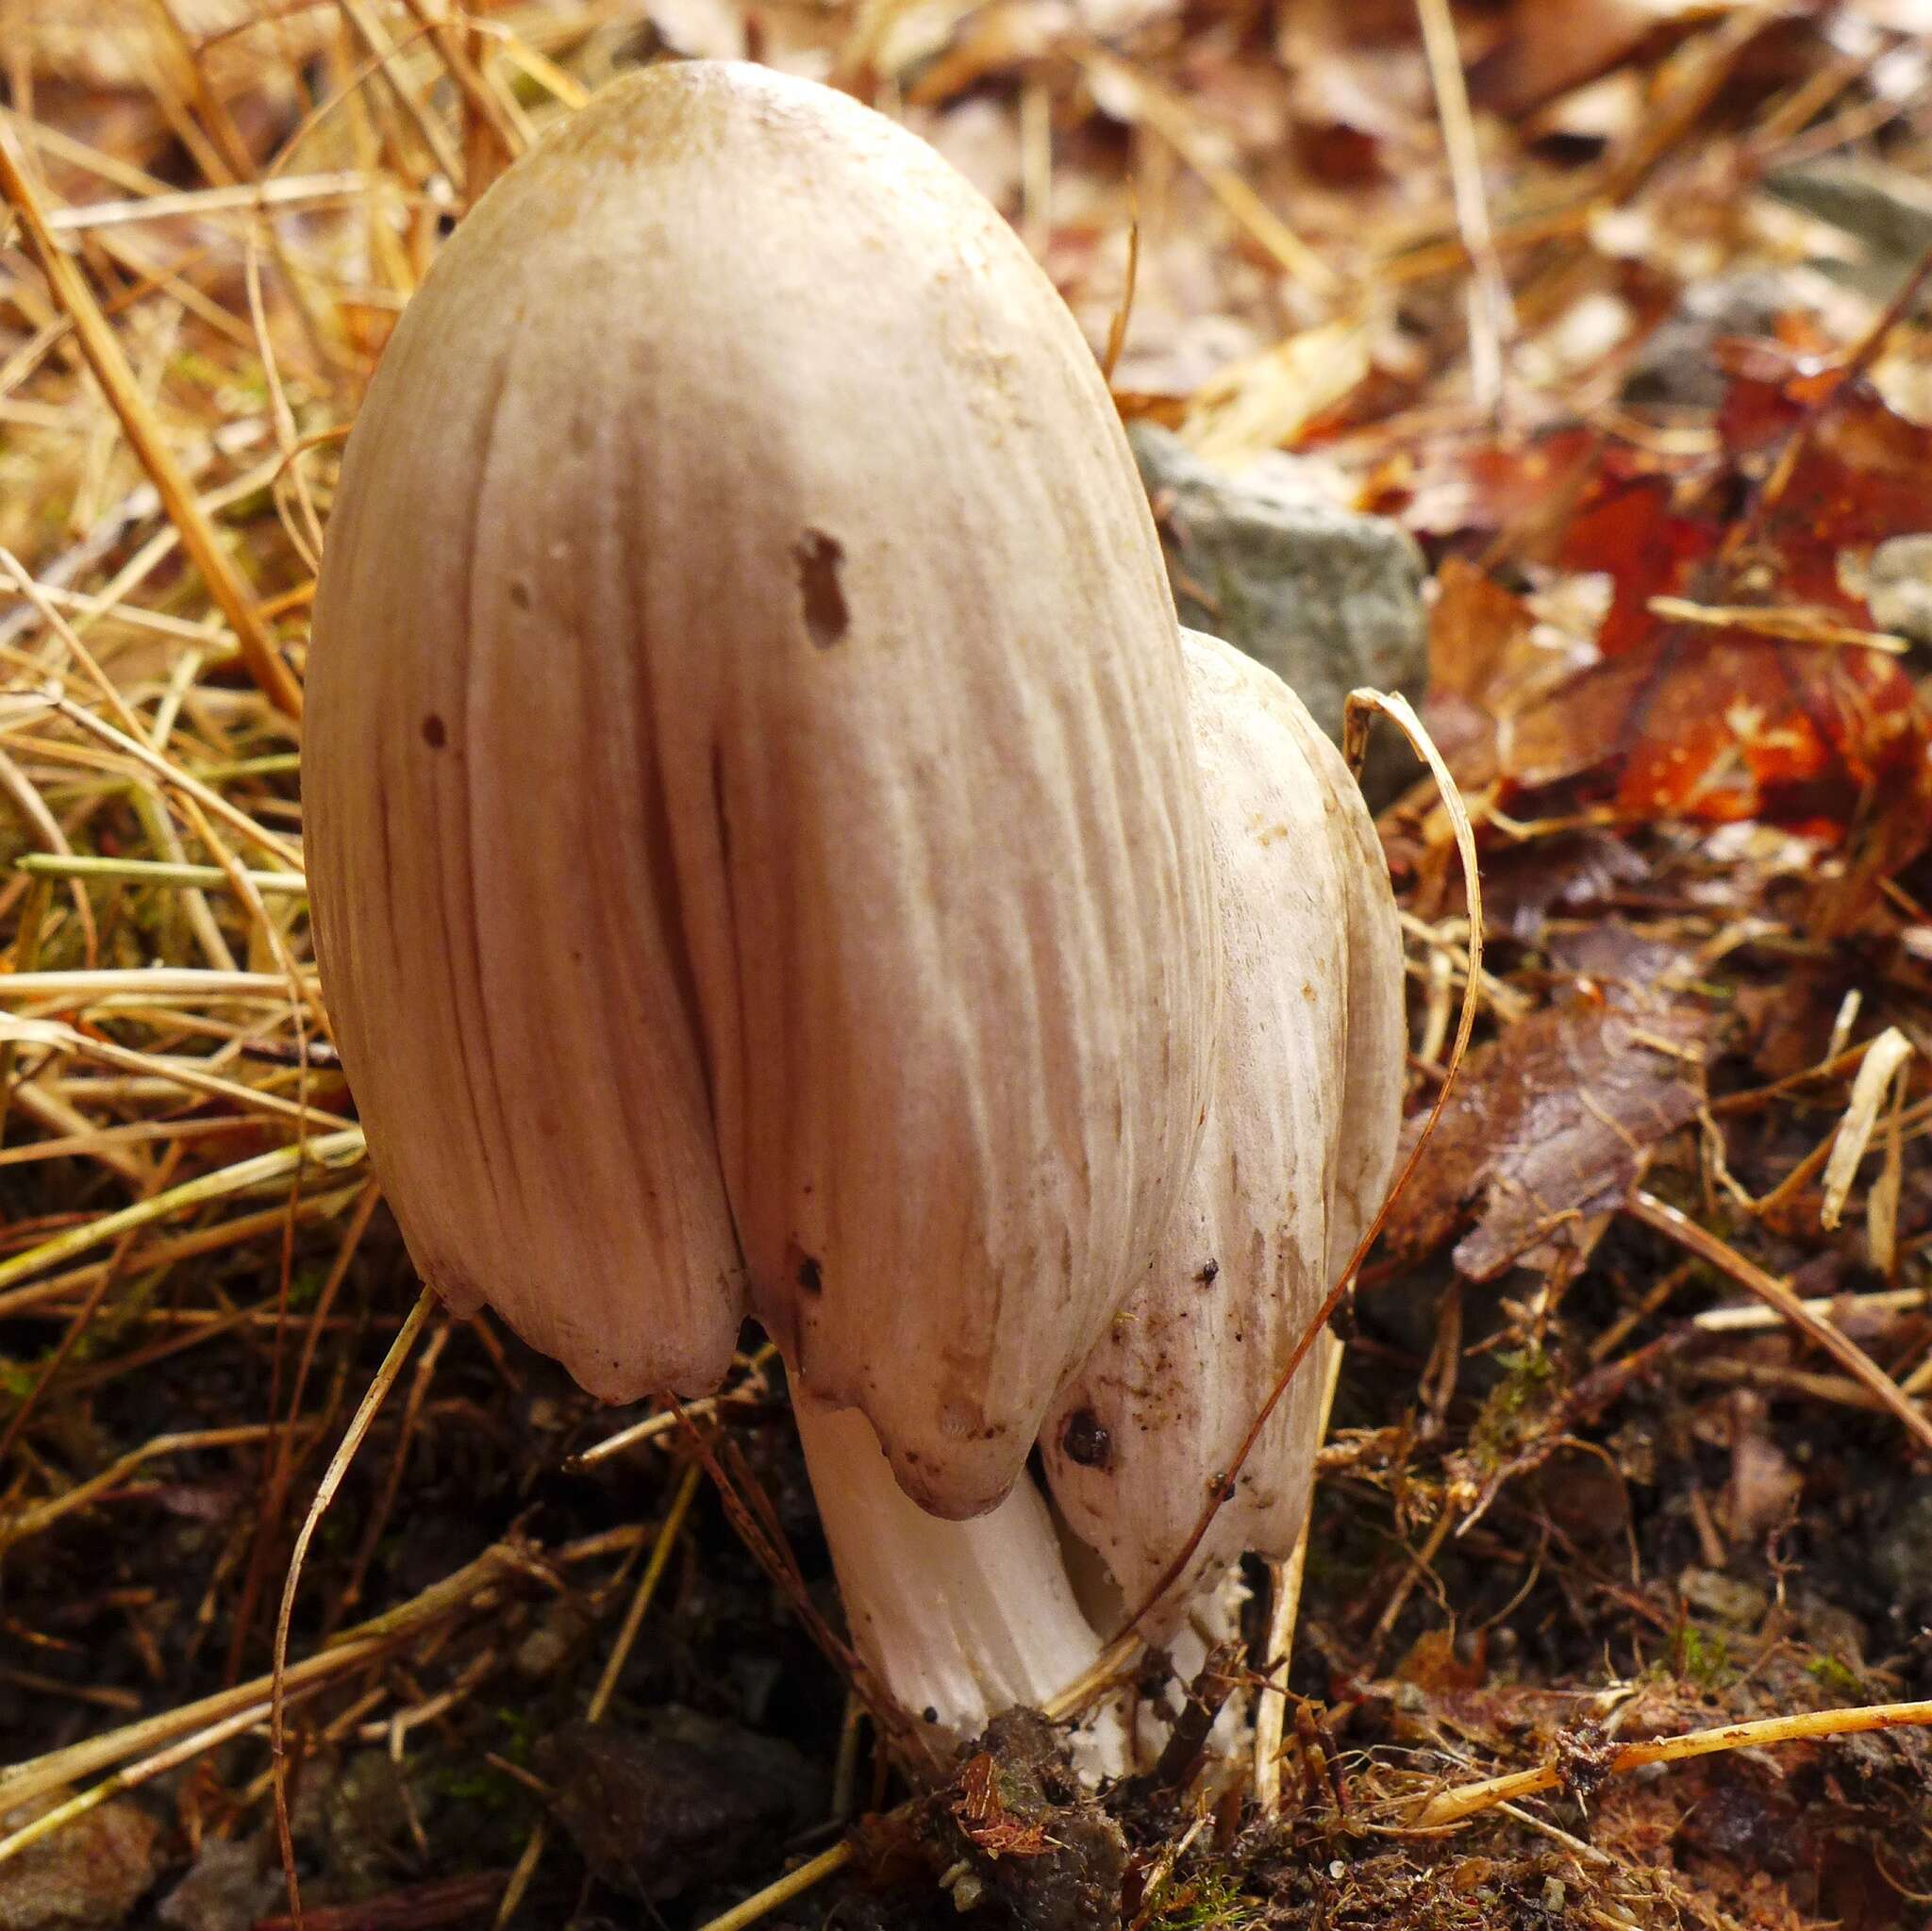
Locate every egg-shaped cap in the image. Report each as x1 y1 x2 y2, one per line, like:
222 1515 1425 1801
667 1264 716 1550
307 62 1219 1514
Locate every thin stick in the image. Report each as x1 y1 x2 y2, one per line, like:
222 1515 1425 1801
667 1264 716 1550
2 1422 291 1552
590 1461 701 1717
0 130 302 715
272 1288 437 1923
1626 1190 1932 1454
0 1127 365 1296
42 171 371 232
0 968 312 999
0 1013 350 1127
0 877 51 1146
1414 0 1514 417
1101 191 1140 388
1693 1285 1925 1334
691 1843 856 1931
1821 1027 1914 1229
32 693 305 870
1253 1336 1343 1808
567 1348 777 1468
0 1537 518 1816
1409 1697 1932 1829
0 1680 332 1869
0 1187 361 1323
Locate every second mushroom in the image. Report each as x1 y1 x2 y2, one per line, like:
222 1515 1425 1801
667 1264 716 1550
306 61 1405 1775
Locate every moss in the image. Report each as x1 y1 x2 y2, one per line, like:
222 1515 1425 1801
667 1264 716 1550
1468 1346 1557 1470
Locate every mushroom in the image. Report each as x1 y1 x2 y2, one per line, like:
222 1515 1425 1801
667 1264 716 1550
306 58 1404 1771
308 58 1217 1752
1041 629 1405 1640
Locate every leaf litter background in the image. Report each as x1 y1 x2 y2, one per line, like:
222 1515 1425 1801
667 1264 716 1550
3 2 1932 1927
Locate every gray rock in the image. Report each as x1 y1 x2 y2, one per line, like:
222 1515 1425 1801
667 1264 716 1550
0 1798 158 1931
1866 533 1932 648
1129 424 1428 808
322 1751 411 1889
157 1838 282 1931
1764 159 1932 298
1872 1477 1932 1622
1621 270 1790 410
534 1708 819 1905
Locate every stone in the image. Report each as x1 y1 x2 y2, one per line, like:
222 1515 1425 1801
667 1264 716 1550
0 1798 159 1931
534 1709 818 1905
157 1838 282 1931
1620 270 1791 410
1866 533 1932 648
1871 1477 1932 1622
1765 159 1932 298
1129 424 1428 808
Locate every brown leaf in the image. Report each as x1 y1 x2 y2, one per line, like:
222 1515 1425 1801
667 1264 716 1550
1385 938 1708 1280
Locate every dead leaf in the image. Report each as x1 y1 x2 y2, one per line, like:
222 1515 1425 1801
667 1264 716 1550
1385 937 1709 1280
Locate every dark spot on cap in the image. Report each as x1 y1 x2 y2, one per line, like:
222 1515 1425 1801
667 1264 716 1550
508 578 531 610
421 713 446 749
1060 1407 1112 1470
794 529 848 648
795 1253 823 1294
1196 1258 1219 1288
923 1706 940 1723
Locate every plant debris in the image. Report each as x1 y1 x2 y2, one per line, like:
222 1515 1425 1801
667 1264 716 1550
4 3 1932 1928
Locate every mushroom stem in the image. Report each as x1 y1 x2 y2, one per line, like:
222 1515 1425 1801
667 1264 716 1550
791 1393 1127 1776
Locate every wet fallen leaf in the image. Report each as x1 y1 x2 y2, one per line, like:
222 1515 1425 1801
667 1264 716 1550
1385 932 1709 1280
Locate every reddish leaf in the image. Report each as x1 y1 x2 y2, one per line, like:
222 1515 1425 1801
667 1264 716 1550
1557 474 1713 659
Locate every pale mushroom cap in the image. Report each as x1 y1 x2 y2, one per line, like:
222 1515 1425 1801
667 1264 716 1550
307 61 1218 1515
1042 630 1406 1623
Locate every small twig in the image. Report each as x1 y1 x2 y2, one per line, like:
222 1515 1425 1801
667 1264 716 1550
0 1536 521 1816
42 171 371 231
1647 595 1907 654
273 1288 438 1926
0 968 314 1000
0 1127 365 1297
1253 1337 1343 1808
1 1422 295 1552
1693 1285 1926 1335
690 1842 857 1931
1626 1190 1932 1455
1414 0 1514 418
0 1678 333 1870
1101 190 1140 388
14 853 306 894
1821 1028 1914 1229
1409 1697 1932 1829
0 1013 349 1127
566 1348 777 1468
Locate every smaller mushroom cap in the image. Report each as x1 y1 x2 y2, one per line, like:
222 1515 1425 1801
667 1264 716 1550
1042 629 1406 1630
